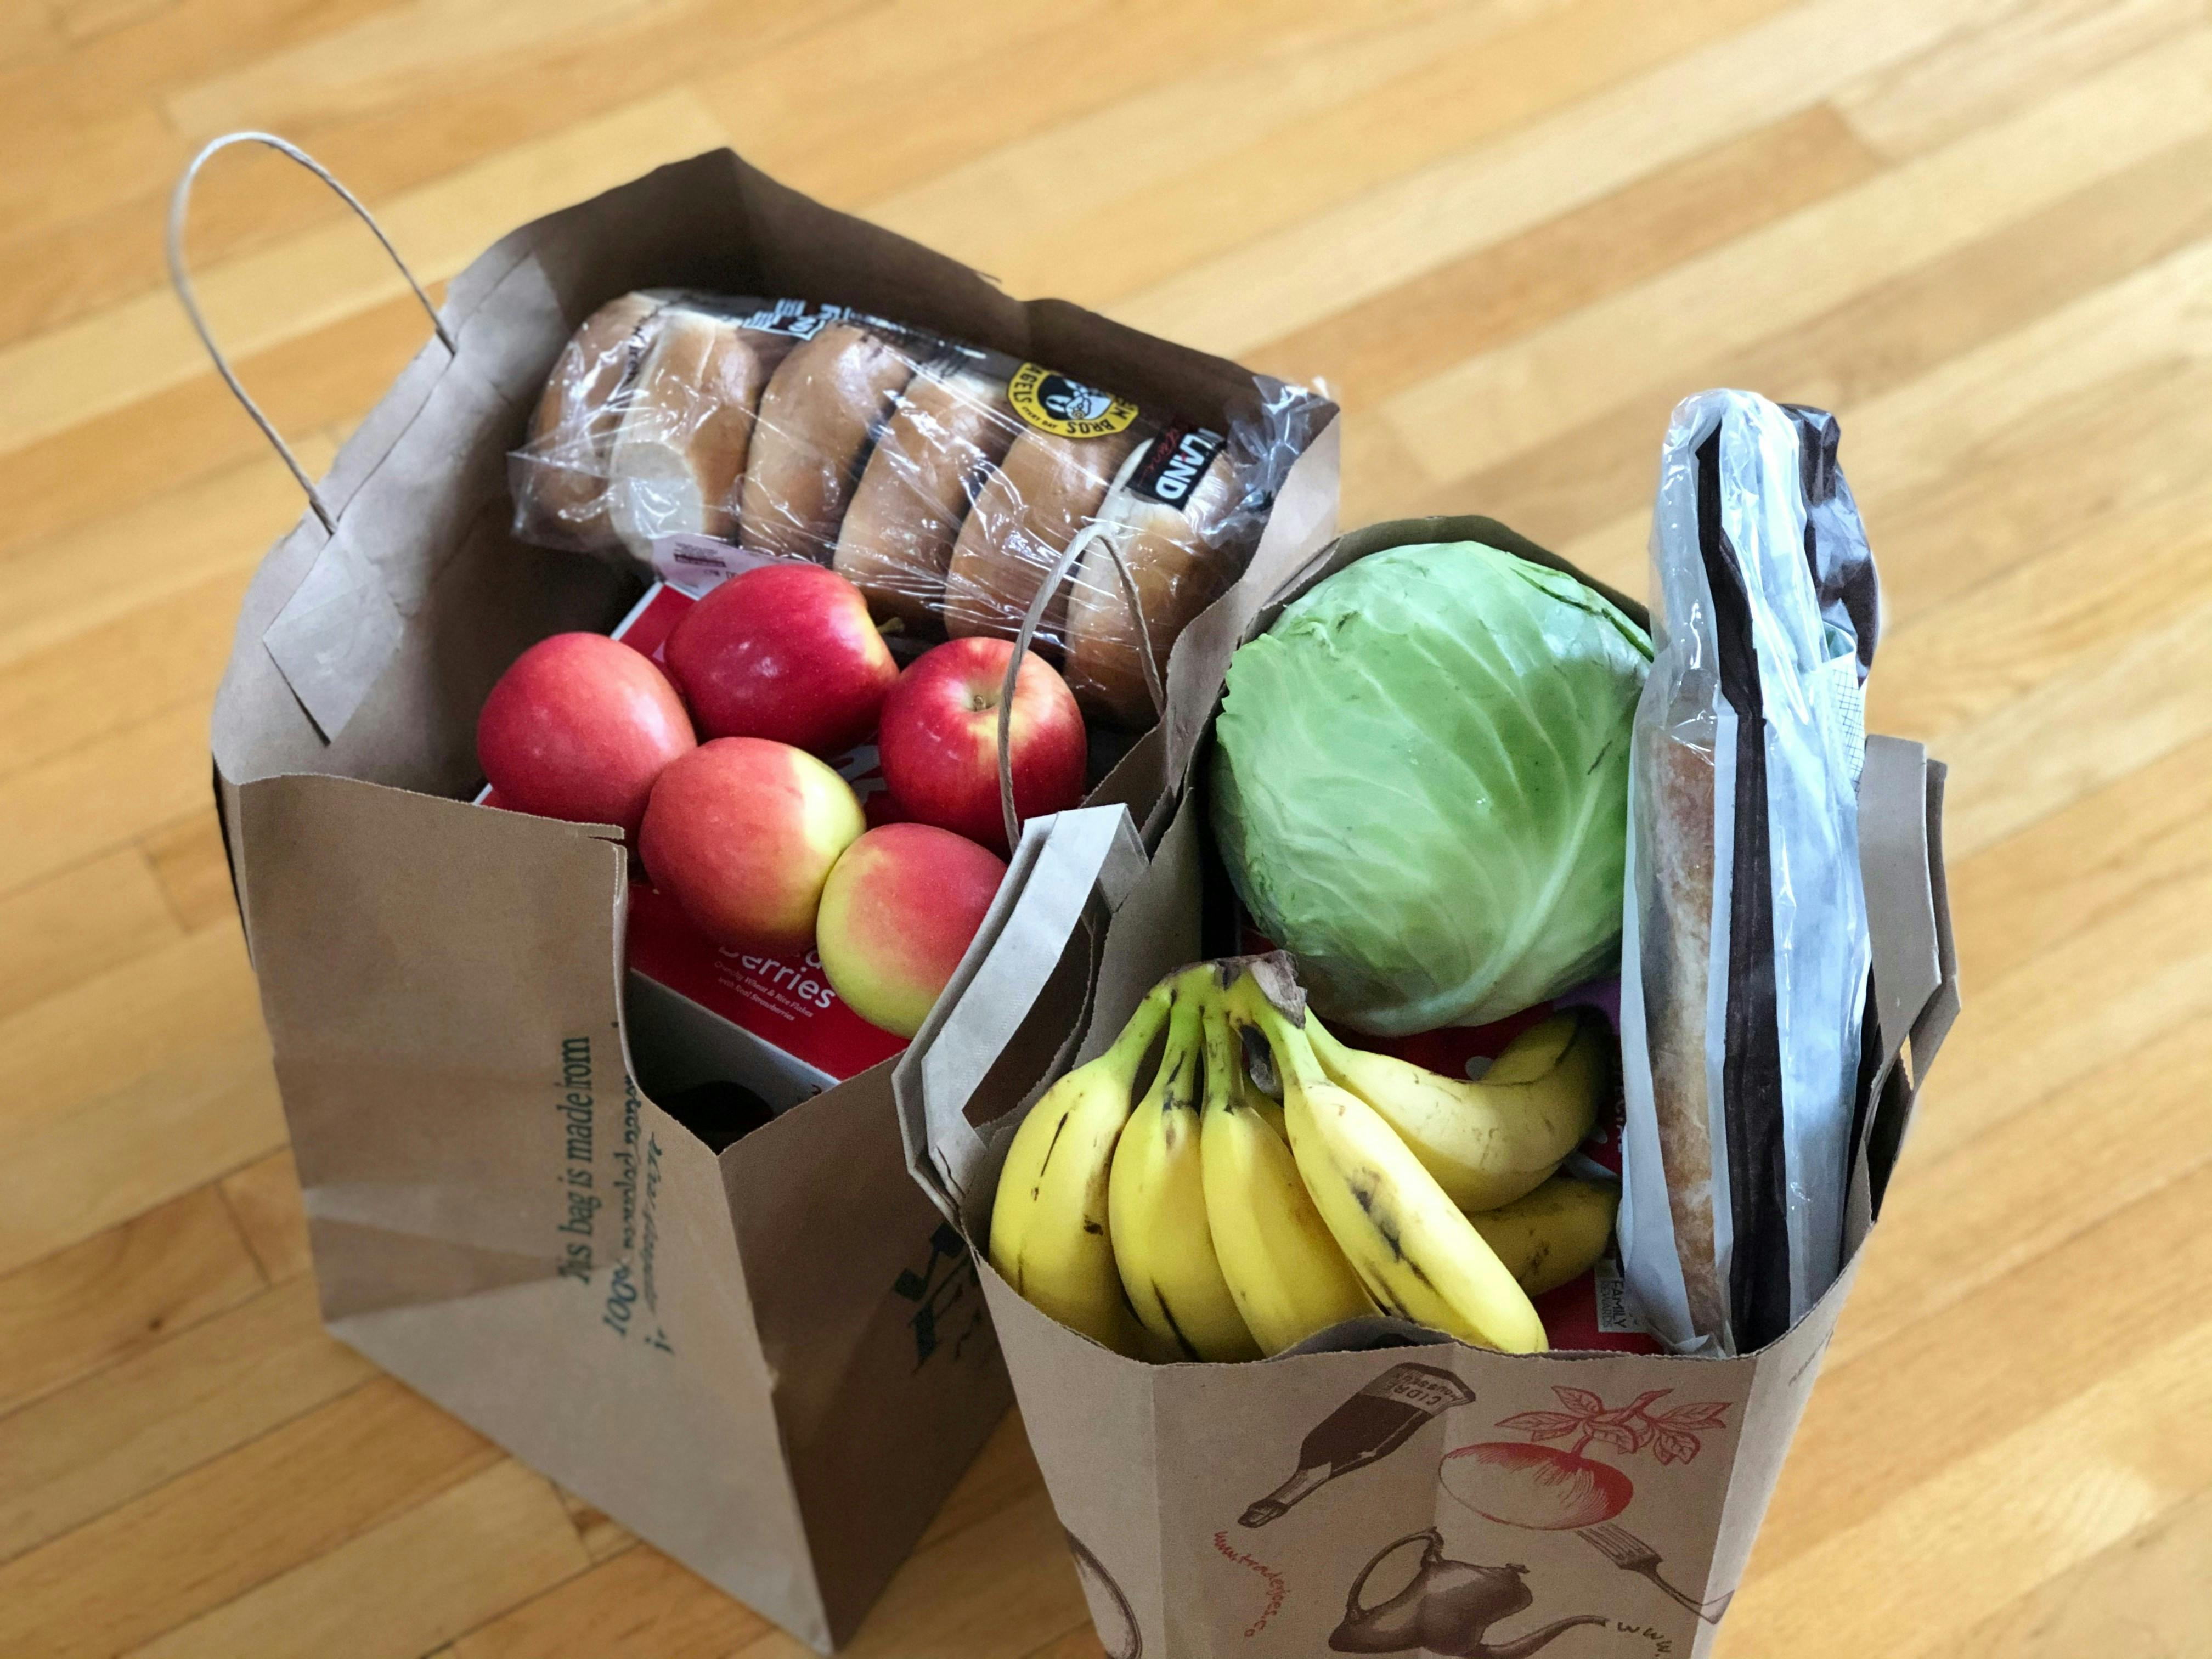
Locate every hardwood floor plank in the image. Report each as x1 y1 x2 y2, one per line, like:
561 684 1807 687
1942 727 2212 992
913 1410 1035 1554
1722 1315 2212 1657
0 565 252 784
53 0 180 45
1943 1481 2212 1658
1421 120 2212 552
4 1040 286 1277
732 1485 1086 1659
1834 0 2206 160
143 811 241 937
1831 1006 2212 1368
1751 1160 2212 1577
1551 235 2212 617
0 1374 495 1658
1103 0 2002 358
1381 31 2212 488
163 0 701 140
0 0 395 129
0 0 851 346
552 1486 636 1562
0 1185 262 1419
0 4 64 72
1869 479 2212 743
1251 104 1886 415
218 1150 310 1285
1937 590 2212 859
0 345 349 571
0 1277 374 1565
873 0 1791 307
0 917 262 1133
127 1458 589 1659
0 702 227 897
449 1541 770 1659
702 0 1426 211
0 845 182 1023
1903 841 2212 1173
0 86 726 457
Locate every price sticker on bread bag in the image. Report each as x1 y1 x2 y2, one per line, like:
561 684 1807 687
1008 363 1139 438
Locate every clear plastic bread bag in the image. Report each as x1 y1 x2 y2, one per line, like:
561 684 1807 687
1616 390 1879 1357
509 292 1322 728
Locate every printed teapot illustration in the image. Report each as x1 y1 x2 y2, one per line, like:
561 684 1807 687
1330 1529 1605 1658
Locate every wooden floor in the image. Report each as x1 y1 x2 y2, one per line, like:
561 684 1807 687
3 0 2209 1654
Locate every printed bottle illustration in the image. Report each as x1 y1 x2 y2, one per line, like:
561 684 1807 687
1066 1530 1142 1659
1242 1362 1476 1527
1330 1529 1604 1657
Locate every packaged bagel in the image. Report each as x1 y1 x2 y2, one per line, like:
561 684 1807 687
509 291 1316 726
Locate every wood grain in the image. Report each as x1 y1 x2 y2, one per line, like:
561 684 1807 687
1 3 2202 1655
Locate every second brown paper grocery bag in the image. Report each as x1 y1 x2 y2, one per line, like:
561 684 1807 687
896 516 1956 1659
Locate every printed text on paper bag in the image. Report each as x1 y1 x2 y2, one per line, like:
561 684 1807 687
555 1035 674 1355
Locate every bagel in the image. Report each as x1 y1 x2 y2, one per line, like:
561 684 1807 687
940 422 1149 654
1063 424 1250 725
605 306 792 555
738 323 916 563
513 291 666 551
833 357 1019 634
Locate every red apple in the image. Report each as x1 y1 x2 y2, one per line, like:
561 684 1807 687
665 562 898 755
877 638 1086 854
816 825 1007 1037
637 737 865 953
477 632 695 836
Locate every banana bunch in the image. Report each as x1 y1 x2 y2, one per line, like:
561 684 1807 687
986 956 1618 1362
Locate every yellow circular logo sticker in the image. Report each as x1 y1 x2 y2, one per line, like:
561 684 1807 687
1008 363 1139 438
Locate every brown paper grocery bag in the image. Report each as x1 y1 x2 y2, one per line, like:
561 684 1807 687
897 519 1957 1659
199 137 1339 1651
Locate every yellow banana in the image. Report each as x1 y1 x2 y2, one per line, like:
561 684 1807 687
988 978 1173 1357
1199 1000 1375 1355
1109 984 1261 1362
1466 1173 1620 1297
1230 974 1547 1354
1306 1009 1609 1212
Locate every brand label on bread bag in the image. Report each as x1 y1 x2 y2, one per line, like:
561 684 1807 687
731 298 891 340
1007 363 1140 438
1127 423 1226 507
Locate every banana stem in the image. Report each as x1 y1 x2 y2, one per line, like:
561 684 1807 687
1199 998 1241 1116
1148 979 1207 1109
1096 980 1176 1088
1222 970 1327 1091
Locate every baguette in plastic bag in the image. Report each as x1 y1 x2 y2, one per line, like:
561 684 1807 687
1618 390 1879 1356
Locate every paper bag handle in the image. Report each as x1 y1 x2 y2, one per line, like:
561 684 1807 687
167 132 455 535
895 805 1148 1223
992 517 1163 851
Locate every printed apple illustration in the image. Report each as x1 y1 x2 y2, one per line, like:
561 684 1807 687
1439 1441 1633 1530
877 638 1086 854
1441 1387 1731 1531
637 737 865 954
815 824 1007 1037
476 631 695 836
664 562 898 755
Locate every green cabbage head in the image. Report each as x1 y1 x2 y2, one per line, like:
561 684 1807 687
1211 541 1651 1034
